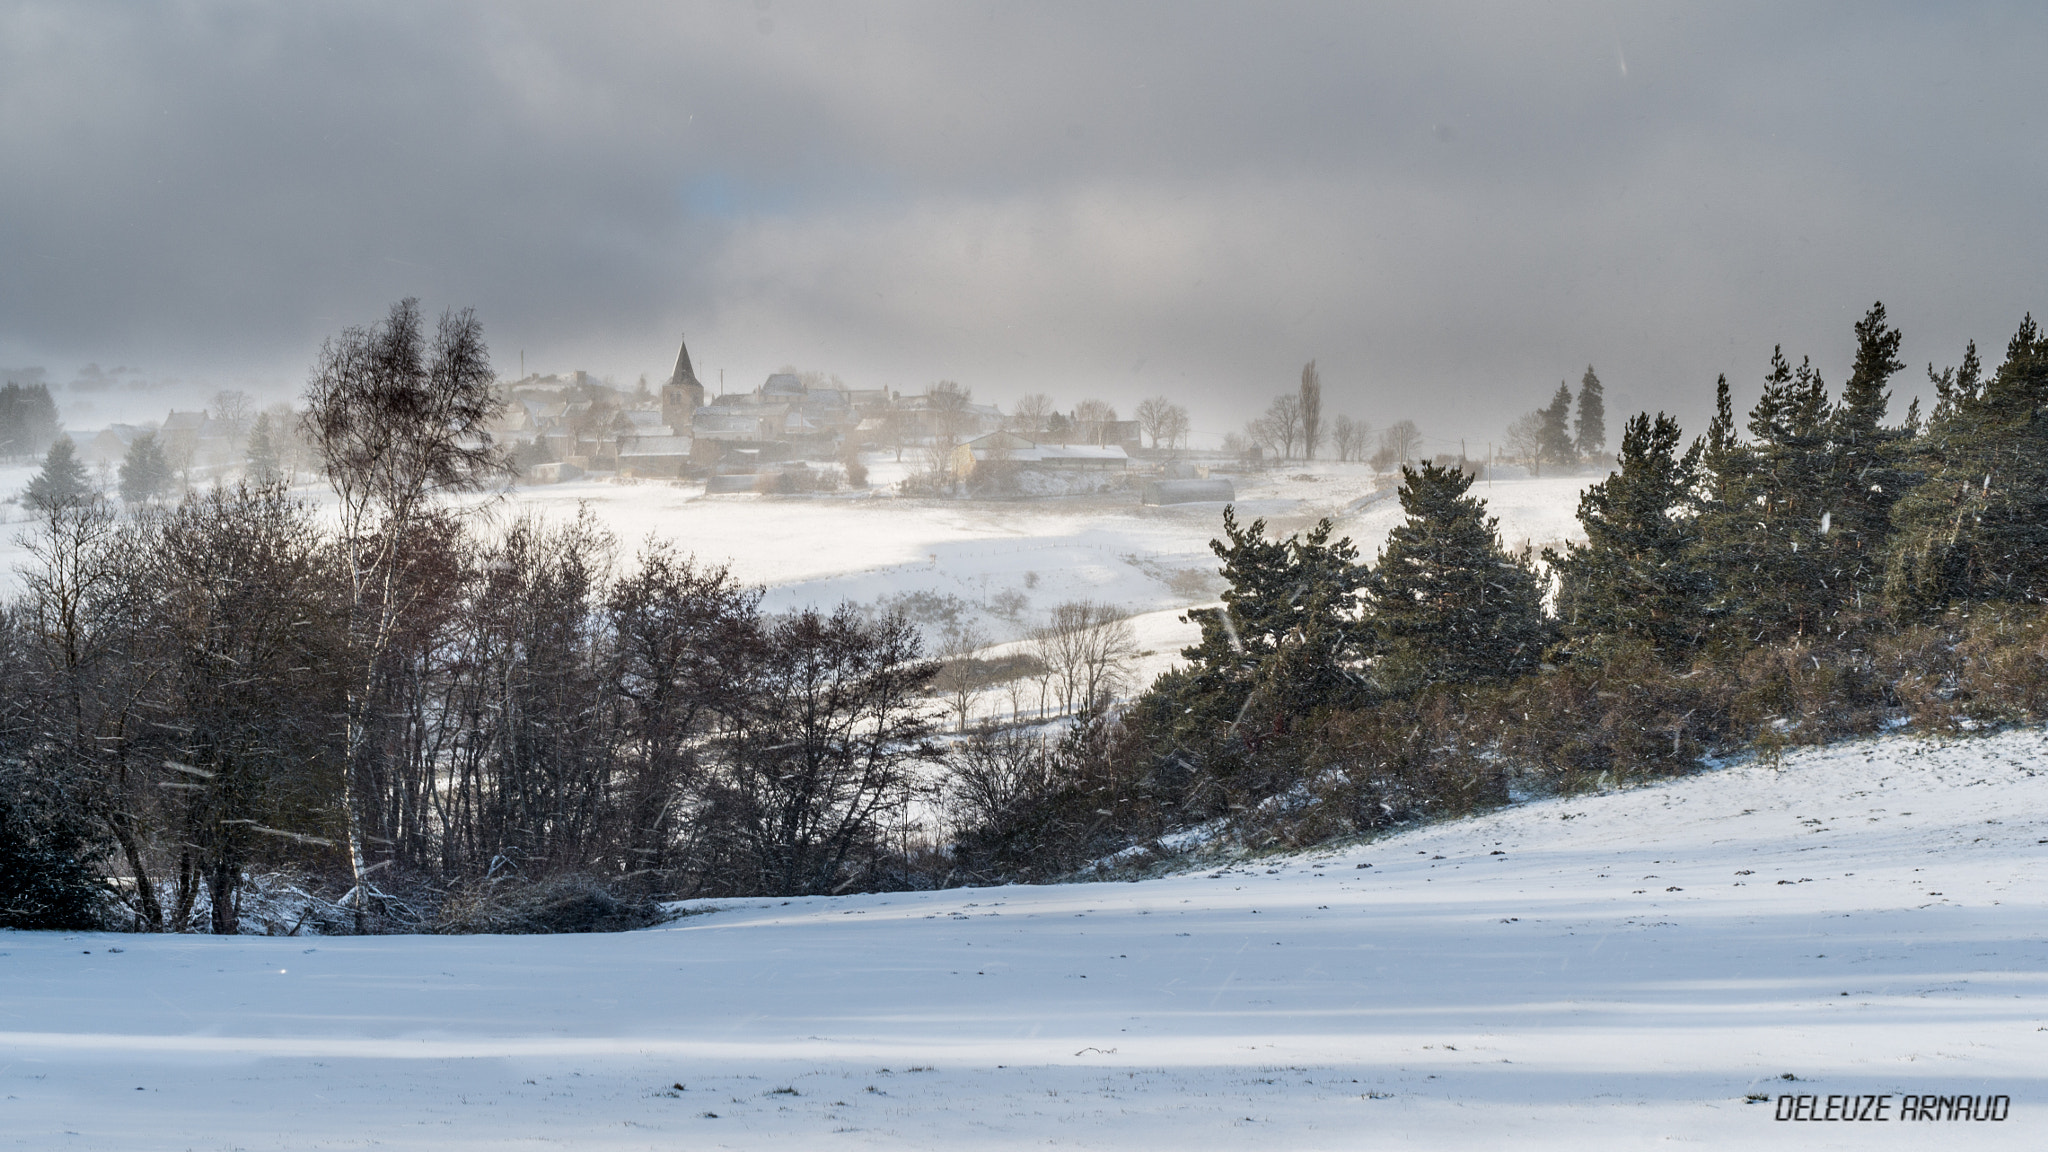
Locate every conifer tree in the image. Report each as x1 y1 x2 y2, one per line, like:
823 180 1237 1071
1549 412 1709 661
1365 462 1550 693
0 382 62 461
1820 302 1913 610
24 436 90 512
246 411 281 484
1173 507 1370 735
118 431 172 505
1885 316 2048 613
1538 382 1577 471
1574 365 1607 459
1693 346 1845 643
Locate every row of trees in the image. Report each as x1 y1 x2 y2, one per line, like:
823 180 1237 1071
1229 360 1425 467
1182 302 2012 719
942 301 2048 878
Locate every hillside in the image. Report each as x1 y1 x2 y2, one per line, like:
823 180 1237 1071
4 727 2043 1149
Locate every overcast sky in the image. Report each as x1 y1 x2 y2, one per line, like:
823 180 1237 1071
2 2 2042 448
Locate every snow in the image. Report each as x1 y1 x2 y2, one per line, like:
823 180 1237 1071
6 727 2046 1148
2 461 1593 726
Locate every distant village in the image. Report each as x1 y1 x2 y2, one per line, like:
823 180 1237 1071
500 337 1177 497
22 336 1247 505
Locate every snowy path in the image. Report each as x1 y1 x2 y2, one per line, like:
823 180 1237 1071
7 729 2047 1148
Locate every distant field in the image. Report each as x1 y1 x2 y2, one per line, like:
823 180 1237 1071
0 460 1595 711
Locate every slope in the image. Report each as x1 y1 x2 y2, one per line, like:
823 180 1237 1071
4 727 2045 1149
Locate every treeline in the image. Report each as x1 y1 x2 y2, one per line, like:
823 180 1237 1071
941 303 2048 878
1223 361 1424 468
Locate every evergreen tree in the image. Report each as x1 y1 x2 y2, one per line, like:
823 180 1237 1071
24 436 90 512
1365 462 1550 693
119 431 172 505
1694 309 1918 642
0 769 110 930
1820 301 1913 609
1548 412 1709 661
1538 382 1577 471
1694 347 1843 643
0 382 62 461
1172 507 1370 737
246 411 281 484
1574 365 1607 459
1885 316 2048 613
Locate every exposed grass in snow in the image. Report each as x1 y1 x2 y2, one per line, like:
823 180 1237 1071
5 726 2045 1148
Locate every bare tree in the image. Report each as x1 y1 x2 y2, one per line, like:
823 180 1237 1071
932 621 991 732
922 381 974 475
1331 414 1372 462
1010 393 1054 439
1503 410 1547 475
209 389 255 448
146 484 339 933
1135 395 1188 451
1072 398 1118 446
944 726 1057 836
1255 393 1303 460
1160 403 1190 451
1298 361 1323 461
17 498 168 927
706 606 942 895
1370 419 1422 471
1029 600 1138 721
301 298 511 927
605 541 762 883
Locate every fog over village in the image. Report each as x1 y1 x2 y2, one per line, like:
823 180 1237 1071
3 4 2047 1148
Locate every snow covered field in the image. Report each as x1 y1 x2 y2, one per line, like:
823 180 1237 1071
1 462 1594 712
6 728 2045 1149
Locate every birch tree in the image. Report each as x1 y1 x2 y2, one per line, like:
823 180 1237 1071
302 298 510 927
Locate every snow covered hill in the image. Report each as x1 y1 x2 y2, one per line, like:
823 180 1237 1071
6 727 2046 1149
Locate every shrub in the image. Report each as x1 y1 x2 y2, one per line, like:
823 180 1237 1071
432 874 662 934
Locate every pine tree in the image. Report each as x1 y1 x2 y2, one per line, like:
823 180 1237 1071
1172 507 1370 736
1574 365 1607 460
1365 462 1550 694
1548 412 1709 661
0 382 62 461
0 768 109 930
1538 382 1577 472
1693 348 1827 643
24 436 90 512
1885 316 2048 614
1819 301 1913 612
246 411 281 484
119 431 172 505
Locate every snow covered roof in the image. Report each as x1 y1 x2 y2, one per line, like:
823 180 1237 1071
618 435 693 457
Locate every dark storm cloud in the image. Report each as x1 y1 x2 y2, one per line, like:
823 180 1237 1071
1 1 2041 443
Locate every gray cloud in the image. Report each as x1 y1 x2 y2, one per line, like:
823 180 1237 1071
1 1 2041 445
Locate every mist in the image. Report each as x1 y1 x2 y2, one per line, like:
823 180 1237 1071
2 1 2040 447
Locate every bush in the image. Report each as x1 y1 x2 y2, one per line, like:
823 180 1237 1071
0 770 111 931
432 875 663 934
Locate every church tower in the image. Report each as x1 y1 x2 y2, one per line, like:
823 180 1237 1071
661 335 706 433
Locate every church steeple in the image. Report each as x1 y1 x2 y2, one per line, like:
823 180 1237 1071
669 337 701 392
662 334 705 431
